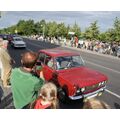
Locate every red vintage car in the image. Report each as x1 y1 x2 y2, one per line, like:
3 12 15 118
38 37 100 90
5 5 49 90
36 48 108 102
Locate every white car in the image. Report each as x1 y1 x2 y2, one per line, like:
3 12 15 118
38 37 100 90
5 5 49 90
11 37 26 48
117 47 120 57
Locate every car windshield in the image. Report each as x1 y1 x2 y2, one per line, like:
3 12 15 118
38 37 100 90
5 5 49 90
14 38 23 41
55 55 85 70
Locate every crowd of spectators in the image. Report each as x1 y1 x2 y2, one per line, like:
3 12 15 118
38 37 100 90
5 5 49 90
28 35 120 58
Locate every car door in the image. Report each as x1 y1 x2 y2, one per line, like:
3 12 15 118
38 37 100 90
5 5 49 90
43 54 55 81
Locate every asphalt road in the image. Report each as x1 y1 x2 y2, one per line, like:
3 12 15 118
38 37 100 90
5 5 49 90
0 38 120 109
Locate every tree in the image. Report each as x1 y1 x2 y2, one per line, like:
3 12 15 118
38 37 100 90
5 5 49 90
70 22 81 37
16 19 35 35
56 23 67 37
105 28 115 42
47 21 58 37
98 33 106 42
114 17 120 41
84 21 100 40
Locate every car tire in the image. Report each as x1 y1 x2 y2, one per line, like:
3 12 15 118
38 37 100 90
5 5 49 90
58 88 70 103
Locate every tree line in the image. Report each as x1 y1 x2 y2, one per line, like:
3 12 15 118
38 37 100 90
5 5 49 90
0 17 120 42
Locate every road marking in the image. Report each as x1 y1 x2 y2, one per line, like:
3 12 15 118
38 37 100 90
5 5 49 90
85 60 120 74
106 89 120 99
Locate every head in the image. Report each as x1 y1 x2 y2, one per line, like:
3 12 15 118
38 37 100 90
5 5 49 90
39 82 58 109
83 98 110 109
21 52 38 69
0 37 8 49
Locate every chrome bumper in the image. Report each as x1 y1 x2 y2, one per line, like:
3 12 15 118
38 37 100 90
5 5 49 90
69 86 106 100
14 45 26 48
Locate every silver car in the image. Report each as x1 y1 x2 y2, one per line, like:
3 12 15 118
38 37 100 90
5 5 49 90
11 37 26 48
117 47 120 57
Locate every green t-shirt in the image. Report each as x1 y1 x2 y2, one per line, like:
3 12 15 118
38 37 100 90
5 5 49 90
10 68 44 109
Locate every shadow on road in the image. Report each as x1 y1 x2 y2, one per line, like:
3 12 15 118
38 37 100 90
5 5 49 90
0 92 14 109
59 99 84 109
114 103 120 109
0 86 4 102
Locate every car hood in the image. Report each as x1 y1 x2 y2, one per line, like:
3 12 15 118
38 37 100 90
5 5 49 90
58 66 108 88
14 41 25 44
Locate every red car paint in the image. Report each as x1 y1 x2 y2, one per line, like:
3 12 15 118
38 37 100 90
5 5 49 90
36 49 108 100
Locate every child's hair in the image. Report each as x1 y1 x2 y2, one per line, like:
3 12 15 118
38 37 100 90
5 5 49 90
40 82 58 109
31 82 58 109
83 98 110 109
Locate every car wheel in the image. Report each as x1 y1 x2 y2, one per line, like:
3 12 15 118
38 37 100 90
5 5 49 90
58 88 70 103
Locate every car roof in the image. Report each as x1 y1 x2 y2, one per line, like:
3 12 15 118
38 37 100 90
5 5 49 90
13 36 22 39
39 48 80 57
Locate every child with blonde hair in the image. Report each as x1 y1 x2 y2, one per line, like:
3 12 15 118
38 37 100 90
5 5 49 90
83 98 110 109
31 82 58 109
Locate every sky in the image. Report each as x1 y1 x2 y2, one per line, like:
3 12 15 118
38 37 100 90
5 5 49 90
0 11 120 32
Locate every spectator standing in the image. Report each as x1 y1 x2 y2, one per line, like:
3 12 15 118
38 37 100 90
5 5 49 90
74 36 78 47
10 52 44 109
63 37 67 46
0 37 12 88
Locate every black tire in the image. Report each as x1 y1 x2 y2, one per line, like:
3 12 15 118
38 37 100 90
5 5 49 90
58 88 70 103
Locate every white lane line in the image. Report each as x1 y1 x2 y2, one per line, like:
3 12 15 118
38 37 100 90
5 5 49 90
85 60 120 74
105 89 120 99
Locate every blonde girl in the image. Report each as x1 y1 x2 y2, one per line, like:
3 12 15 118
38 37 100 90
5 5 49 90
31 82 58 109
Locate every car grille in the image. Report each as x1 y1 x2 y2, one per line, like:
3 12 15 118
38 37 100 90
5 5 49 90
74 82 106 97
16 44 25 46
85 84 99 93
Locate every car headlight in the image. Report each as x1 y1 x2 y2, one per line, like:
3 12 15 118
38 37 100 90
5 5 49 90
81 87 85 92
104 81 107 84
101 81 104 85
76 89 81 93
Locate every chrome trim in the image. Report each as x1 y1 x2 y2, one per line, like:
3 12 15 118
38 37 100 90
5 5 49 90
69 86 106 100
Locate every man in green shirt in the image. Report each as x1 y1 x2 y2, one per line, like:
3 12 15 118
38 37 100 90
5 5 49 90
10 51 44 109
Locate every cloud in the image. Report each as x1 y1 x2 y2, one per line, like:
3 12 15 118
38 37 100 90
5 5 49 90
0 11 120 31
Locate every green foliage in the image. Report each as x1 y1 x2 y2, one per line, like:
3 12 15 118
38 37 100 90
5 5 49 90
113 17 120 41
84 21 99 40
47 21 57 37
17 19 35 35
70 22 81 37
0 17 120 42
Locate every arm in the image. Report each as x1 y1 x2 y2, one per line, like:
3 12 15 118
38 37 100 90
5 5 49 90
34 78 44 91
